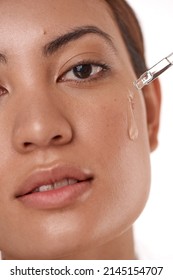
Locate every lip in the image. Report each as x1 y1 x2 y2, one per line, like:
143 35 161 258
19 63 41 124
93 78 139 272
16 165 93 209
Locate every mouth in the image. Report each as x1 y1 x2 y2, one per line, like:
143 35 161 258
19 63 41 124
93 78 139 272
16 165 93 209
30 178 79 193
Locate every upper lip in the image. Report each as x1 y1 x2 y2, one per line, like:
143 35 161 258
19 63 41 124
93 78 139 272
16 164 93 197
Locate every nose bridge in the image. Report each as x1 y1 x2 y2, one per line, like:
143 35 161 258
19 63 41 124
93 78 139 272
18 87 57 127
12 78 73 152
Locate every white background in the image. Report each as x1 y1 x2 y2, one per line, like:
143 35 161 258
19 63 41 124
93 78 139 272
126 0 173 259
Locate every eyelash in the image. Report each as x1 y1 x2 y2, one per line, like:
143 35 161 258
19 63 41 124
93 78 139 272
57 59 111 85
0 60 111 96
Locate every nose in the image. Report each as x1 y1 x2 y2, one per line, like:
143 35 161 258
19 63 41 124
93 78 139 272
12 90 73 153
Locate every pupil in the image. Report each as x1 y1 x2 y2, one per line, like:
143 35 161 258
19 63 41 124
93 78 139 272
73 64 92 79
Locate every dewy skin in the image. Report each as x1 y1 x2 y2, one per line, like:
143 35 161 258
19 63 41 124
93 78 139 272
127 91 138 141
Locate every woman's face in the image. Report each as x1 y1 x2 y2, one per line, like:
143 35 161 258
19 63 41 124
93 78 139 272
0 0 151 259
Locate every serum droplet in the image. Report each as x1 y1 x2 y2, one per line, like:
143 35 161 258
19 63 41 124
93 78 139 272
127 93 138 141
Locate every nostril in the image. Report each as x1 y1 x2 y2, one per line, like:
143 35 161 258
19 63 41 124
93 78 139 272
52 135 62 140
23 142 32 148
22 135 62 150
52 135 63 143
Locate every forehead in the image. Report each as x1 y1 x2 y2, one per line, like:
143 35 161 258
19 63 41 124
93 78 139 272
0 0 117 36
0 0 132 76
0 0 109 19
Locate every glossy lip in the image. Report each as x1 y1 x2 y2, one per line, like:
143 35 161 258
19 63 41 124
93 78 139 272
16 165 93 209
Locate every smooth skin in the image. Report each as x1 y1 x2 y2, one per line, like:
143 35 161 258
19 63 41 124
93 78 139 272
0 0 161 259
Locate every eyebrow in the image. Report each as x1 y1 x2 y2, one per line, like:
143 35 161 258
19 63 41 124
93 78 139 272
43 25 117 56
0 26 116 64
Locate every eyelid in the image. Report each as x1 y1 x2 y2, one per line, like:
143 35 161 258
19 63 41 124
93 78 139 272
56 50 112 75
58 60 109 81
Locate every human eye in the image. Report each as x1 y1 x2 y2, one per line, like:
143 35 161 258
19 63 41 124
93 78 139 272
0 85 8 97
57 60 110 84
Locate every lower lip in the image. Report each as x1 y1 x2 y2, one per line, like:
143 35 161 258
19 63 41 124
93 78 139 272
18 180 92 209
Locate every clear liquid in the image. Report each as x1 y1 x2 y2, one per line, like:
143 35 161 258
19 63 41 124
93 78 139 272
128 93 138 141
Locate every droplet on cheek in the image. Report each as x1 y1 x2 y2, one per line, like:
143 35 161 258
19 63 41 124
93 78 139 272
127 92 138 141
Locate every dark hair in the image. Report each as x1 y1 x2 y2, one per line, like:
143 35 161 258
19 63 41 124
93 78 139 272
105 0 147 77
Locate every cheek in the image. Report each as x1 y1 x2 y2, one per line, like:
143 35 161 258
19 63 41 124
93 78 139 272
0 87 151 257
75 90 151 240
